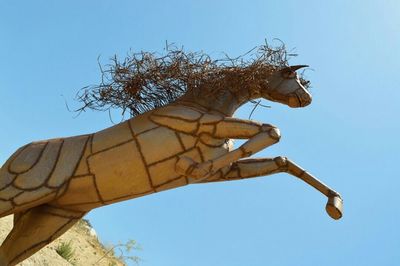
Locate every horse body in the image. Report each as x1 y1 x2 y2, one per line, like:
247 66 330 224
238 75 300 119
52 105 232 211
0 65 342 265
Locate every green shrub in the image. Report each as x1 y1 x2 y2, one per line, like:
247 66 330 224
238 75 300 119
56 241 75 262
97 239 141 265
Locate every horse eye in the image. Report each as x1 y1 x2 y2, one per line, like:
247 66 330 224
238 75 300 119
282 71 296 78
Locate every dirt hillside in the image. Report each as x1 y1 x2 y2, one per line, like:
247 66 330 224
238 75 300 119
0 215 125 266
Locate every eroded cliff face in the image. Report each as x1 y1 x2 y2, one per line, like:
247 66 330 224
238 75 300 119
0 215 124 266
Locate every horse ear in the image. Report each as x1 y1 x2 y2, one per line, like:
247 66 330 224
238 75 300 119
281 65 309 73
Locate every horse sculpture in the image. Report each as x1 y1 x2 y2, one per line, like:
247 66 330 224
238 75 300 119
0 46 343 265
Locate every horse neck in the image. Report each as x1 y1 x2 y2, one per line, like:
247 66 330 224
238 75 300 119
176 87 255 117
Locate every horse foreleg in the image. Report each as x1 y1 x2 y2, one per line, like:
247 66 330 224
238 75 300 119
176 118 281 180
0 205 85 266
199 157 343 220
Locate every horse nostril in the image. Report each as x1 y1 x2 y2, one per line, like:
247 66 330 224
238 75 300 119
304 91 312 104
294 89 312 107
288 94 301 107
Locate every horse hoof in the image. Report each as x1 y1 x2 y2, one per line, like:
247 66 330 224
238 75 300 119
326 195 343 220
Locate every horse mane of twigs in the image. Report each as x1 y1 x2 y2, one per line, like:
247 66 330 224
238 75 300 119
76 42 298 117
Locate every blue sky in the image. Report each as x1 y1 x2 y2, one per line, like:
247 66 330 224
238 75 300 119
1 1 399 265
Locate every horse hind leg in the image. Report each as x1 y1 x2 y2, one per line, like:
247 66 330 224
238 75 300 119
0 205 85 266
13 210 26 226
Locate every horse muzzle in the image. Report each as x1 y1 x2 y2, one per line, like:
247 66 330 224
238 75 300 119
288 89 312 108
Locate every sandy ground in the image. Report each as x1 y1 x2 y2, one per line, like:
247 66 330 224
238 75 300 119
0 215 125 266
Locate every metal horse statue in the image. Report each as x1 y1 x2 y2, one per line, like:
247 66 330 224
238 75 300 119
0 48 343 265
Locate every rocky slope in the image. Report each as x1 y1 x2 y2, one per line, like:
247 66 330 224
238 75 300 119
0 215 125 266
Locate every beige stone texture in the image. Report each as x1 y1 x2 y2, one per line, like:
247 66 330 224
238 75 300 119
13 187 54 206
153 105 202 121
0 186 21 201
198 124 215 135
54 175 99 205
137 127 184 164
9 142 46 174
92 121 132 153
0 201 12 216
102 190 153 206
149 157 180 186
150 115 198 134
155 177 187 192
73 140 92 176
61 202 101 212
88 141 151 201
14 140 62 189
0 170 15 190
214 118 262 138
47 135 89 188
198 133 225 147
180 147 203 162
178 132 197 150
197 143 229 162
199 113 224 124
129 111 157 134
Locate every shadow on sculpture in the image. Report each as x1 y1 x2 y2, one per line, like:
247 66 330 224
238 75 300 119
0 43 342 265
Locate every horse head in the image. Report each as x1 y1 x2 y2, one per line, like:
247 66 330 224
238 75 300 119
261 65 312 108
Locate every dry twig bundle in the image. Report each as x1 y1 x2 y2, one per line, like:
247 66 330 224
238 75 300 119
76 42 303 117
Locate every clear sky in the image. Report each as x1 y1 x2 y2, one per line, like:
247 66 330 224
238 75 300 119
1 1 399 265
